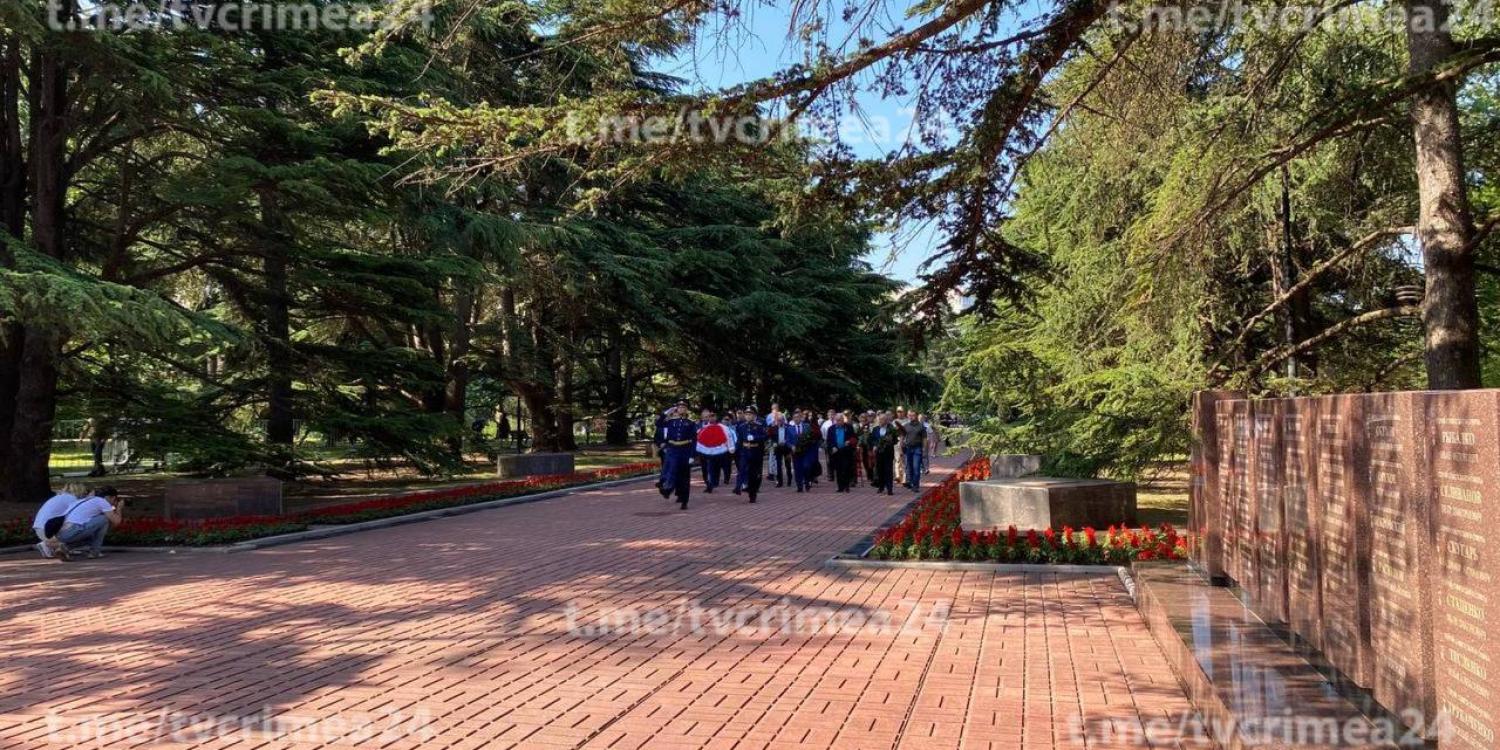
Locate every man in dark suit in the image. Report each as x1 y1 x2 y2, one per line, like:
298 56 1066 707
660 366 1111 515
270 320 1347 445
868 412 898 495
858 411 876 485
828 413 858 492
768 414 798 487
793 412 821 492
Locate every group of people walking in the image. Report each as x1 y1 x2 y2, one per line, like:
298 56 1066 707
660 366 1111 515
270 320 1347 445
655 402 942 509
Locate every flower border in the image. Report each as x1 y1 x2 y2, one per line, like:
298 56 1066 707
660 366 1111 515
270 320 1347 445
867 456 1186 565
1 462 658 548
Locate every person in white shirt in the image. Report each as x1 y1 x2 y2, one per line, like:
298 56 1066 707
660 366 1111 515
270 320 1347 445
32 483 87 558
765 404 782 480
820 410 836 485
48 486 123 561
892 408 909 485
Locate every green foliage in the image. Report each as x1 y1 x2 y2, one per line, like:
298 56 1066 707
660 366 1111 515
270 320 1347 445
0 0 931 485
934 17 1493 476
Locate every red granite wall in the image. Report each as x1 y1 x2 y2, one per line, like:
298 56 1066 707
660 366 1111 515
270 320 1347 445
1190 389 1498 745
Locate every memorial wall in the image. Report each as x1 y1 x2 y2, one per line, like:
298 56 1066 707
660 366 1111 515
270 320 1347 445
1189 390 1498 750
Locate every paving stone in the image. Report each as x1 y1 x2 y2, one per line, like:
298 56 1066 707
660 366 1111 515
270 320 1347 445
1 457 1198 749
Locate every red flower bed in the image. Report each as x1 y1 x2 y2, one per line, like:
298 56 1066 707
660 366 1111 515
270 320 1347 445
1 462 658 548
294 463 657 525
868 456 1186 565
1 512 307 547
0 518 38 547
110 516 309 546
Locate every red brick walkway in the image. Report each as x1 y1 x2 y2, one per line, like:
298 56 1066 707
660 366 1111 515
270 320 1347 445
0 457 1200 749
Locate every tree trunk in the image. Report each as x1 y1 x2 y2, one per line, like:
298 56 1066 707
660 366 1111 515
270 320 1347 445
443 284 474 457
555 353 578 452
1406 0 1481 389
603 328 630 445
507 310 569 453
6 331 61 502
1270 166 1317 382
259 189 297 448
1 37 69 503
518 383 564 453
0 31 22 240
0 31 26 492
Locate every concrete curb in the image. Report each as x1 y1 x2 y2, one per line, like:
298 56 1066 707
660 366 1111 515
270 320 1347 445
837 494 923 559
0 473 656 557
826 556 1130 578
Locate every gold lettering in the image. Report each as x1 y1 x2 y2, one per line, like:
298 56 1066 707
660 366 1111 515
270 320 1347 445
1446 647 1489 680
1447 539 1480 561
1442 701 1496 744
1441 484 1483 505
1447 593 1485 619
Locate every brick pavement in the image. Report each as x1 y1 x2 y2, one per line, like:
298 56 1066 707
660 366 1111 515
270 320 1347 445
0 457 1203 749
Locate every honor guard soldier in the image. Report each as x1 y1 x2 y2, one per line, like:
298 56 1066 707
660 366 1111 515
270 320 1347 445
734 408 768 502
658 400 698 510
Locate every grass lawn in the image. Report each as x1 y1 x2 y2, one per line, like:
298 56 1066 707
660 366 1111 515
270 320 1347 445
1136 463 1189 527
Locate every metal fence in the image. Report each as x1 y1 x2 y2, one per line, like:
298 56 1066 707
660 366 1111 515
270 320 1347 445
47 414 628 477
49 420 172 478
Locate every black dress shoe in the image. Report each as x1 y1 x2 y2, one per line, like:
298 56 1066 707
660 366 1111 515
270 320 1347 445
776 482 783 487
732 488 741 495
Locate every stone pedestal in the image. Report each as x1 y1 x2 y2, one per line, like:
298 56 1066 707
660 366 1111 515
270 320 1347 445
988 454 1042 478
164 477 283 520
959 478 1137 531
497 452 575 479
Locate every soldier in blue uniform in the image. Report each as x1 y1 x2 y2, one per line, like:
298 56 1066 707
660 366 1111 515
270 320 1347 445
730 408 752 493
733 407 768 502
658 400 698 510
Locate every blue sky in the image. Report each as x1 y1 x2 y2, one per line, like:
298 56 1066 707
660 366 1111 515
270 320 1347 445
661 4 944 284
